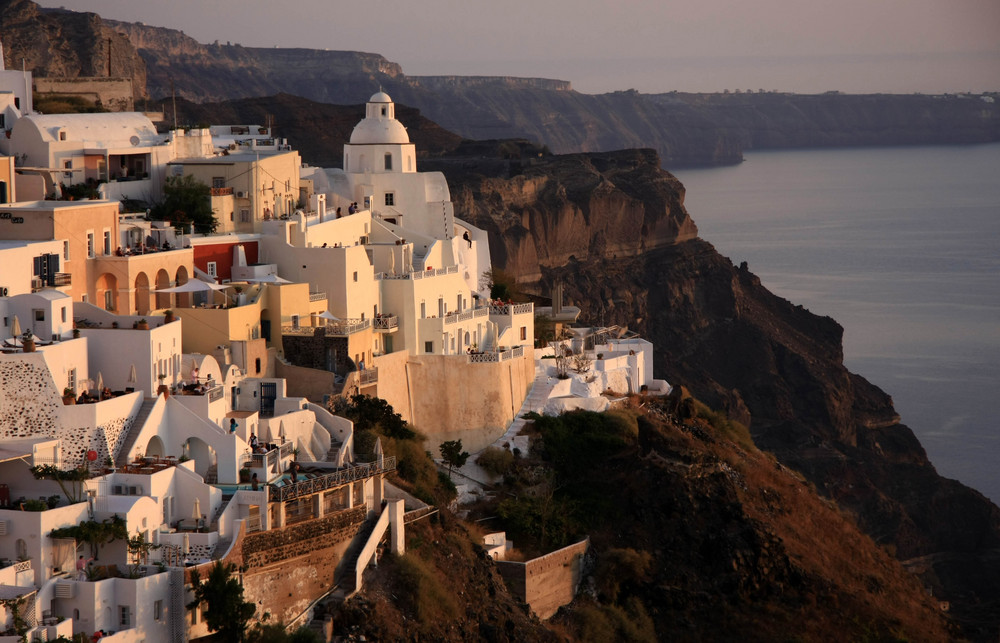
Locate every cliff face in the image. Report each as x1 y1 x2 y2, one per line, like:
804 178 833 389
0 0 147 98
448 150 698 282
7 0 998 167
443 150 1000 638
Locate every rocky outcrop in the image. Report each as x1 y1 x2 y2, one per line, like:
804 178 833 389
0 0 146 99
442 149 1000 639
448 149 698 282
8 0 997 167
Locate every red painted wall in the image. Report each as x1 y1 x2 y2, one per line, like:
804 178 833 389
192 241 258 281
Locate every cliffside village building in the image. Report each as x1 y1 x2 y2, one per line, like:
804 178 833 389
0 89 665 640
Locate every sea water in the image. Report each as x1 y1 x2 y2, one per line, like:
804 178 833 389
673 144 1000 504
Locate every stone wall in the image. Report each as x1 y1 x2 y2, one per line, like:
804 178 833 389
0 353 136 466
497 538 589 620
33 77 135 112
275 360 338 404
215 507 367 624
282 330 351 374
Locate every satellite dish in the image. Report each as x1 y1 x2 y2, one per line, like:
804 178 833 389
130 135 140 146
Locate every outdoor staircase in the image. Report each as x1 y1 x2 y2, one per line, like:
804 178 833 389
114 398 158 467
336 514 380 594
204 464 218 484
325 435 342 462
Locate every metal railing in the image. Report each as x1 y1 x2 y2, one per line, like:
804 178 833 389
358 367 378 385
279 442 294 459
268 457 396 503
207 385 224 402
210 187 234 196
309 292 326 302
53 272 72 286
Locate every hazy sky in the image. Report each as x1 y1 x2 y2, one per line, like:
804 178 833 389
38 0 1000 94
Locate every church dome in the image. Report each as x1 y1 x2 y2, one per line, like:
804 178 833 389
349 91 410 145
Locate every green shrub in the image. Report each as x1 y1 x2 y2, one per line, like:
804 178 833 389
476 446 514 476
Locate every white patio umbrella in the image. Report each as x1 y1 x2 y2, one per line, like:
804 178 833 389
127 364 137 385
192 497 201 520
10 315 21 338
318 311 340 323
95 372 104 394
153 279 228 294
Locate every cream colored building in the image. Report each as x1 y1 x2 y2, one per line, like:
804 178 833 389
169 149 303 234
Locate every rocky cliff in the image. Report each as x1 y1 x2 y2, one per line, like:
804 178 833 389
0 0 147 98
7 0 997 168
443 148 1000 639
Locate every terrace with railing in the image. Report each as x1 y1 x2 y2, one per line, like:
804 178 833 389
468 346 525 363
268 457 396 503
373 315 398 331
444 307 489 326
375 265 459 280
489 302 534 316
281 319 371 337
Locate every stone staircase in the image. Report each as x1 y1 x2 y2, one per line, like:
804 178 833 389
115 398 158 467
204 463 218 484
325 435 342 463
302 514 381 641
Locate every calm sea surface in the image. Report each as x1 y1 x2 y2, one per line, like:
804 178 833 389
673 144 1000 504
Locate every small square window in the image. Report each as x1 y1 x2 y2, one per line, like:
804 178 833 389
384 192 395 206
424 341 433 354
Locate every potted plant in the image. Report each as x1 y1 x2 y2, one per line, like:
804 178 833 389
111 321 119 329
157 373 169 397
163 310 175 323
72 328 81 339
21 330 35 353
136 319 149 331
62 388 76 405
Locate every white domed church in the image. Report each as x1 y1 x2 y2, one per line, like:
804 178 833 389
337 91 455 241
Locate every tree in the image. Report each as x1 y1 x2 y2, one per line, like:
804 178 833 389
187 561 256 643
150 175 216 234
50 515 127 560
439 440 469 480
30 464 89 503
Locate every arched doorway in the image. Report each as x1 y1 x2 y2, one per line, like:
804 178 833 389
144 435 165 459
184 436 215 479
174 266 191 309
134 272 151 315
155 269 172 309
95 273 118 312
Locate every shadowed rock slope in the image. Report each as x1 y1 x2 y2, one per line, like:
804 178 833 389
337 405 955 642
444 148 1000 640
